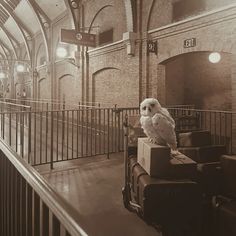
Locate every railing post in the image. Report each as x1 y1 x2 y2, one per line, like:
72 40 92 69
117 108 121 152
28 108 32 164
107 109 110 159
20 108 24 158
50 111 54 169
46 103 49 134
9 112 11 146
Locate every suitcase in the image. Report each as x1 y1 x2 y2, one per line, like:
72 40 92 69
211 156 236 236
137 175 201 224
212 196 236 236
178 145 226 163
130 158 201 233
196 162 222 196
168 153 197 179
220 155 236 198
130 154 197 183
178 130 211 147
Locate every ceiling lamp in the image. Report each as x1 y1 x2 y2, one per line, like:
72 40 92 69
209 52 221 63
56 47 68 58
0 72 5 79
16 64 25 72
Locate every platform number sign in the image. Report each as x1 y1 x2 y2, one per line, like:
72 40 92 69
184 38 196 48
147 40 157 55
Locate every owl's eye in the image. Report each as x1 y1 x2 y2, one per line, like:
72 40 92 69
150 103 155 107
142 106 146 110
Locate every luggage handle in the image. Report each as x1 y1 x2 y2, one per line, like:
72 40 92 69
212 195 233 208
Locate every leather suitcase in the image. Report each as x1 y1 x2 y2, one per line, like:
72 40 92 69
129 157 202 235
130 159 201 222
213 196 236 236
220 155 236 198
137 174 201 235
130 154 197 183
178 130 211 147
197 162 222 196
178 145 226 163
168 153 197 179
211 156 236 236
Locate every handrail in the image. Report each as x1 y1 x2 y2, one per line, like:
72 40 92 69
1 98 116 107
0 101 31 109
168 107 236 114
0 138 88 236
116 106 236 114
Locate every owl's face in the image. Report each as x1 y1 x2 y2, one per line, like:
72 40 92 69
140 98 162 117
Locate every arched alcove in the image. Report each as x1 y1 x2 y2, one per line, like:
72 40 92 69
58 74 75 103
88 3 126 43
38 78 48 99
35 43 46 67
92 67 136 107
161 51 232 110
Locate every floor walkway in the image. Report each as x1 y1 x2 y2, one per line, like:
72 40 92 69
39 153 159 236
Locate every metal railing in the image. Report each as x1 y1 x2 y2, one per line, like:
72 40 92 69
1 98 115 111
0 100 31 112
0 107 125 168
168 108 234 154
0 140 87 236
0 104 234 168
118 106 234 154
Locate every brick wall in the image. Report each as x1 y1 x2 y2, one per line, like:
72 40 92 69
165 52 232 110
165 56 185 105
6 0 236 112
88 41 140 107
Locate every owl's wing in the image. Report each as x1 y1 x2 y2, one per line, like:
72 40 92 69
160 108 175 128
152 113 177 149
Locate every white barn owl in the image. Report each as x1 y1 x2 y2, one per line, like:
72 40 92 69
140 98 179 155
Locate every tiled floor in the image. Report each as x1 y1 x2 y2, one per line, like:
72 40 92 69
40 153 159 236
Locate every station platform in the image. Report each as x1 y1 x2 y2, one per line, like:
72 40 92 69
39 153 159 236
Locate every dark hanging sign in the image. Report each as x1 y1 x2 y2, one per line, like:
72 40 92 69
184 38 196 48
147 40 157 55
60 29 96 47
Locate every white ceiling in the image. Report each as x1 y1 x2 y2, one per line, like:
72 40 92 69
36 0 67 21
0 0 67 54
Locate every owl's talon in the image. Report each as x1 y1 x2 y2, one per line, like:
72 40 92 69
148 137 153 143
171 149 182 157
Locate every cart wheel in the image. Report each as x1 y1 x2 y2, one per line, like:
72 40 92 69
122 186 130 210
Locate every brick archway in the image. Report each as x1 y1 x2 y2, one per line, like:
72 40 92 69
156 49 236 106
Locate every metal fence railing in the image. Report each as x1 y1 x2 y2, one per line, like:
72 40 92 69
1 98 114 111
0 104 234 168
119 106 235 154
0 138 87 236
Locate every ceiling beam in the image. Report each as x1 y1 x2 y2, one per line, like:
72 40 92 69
0 26 18 59
0 1 32 61
0 41 11 64
1 25 20 47
26 0 51 61
65 0 80 30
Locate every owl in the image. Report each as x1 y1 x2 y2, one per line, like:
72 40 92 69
140 98 179 155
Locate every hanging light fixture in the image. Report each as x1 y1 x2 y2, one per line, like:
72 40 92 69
209 52 221 63
16 64 25 72
56 47 68 58
0 72 5 79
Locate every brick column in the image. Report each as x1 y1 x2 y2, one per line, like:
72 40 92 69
156 64 166 105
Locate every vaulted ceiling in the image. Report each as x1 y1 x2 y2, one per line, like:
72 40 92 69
0 0 67 61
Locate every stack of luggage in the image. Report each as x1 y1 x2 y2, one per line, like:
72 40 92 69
127 136 202 235
124 115 232 235
178 130 226 235
212 155 236 236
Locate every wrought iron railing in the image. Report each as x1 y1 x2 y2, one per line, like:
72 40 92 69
0 104 234 168
0 140 87 236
